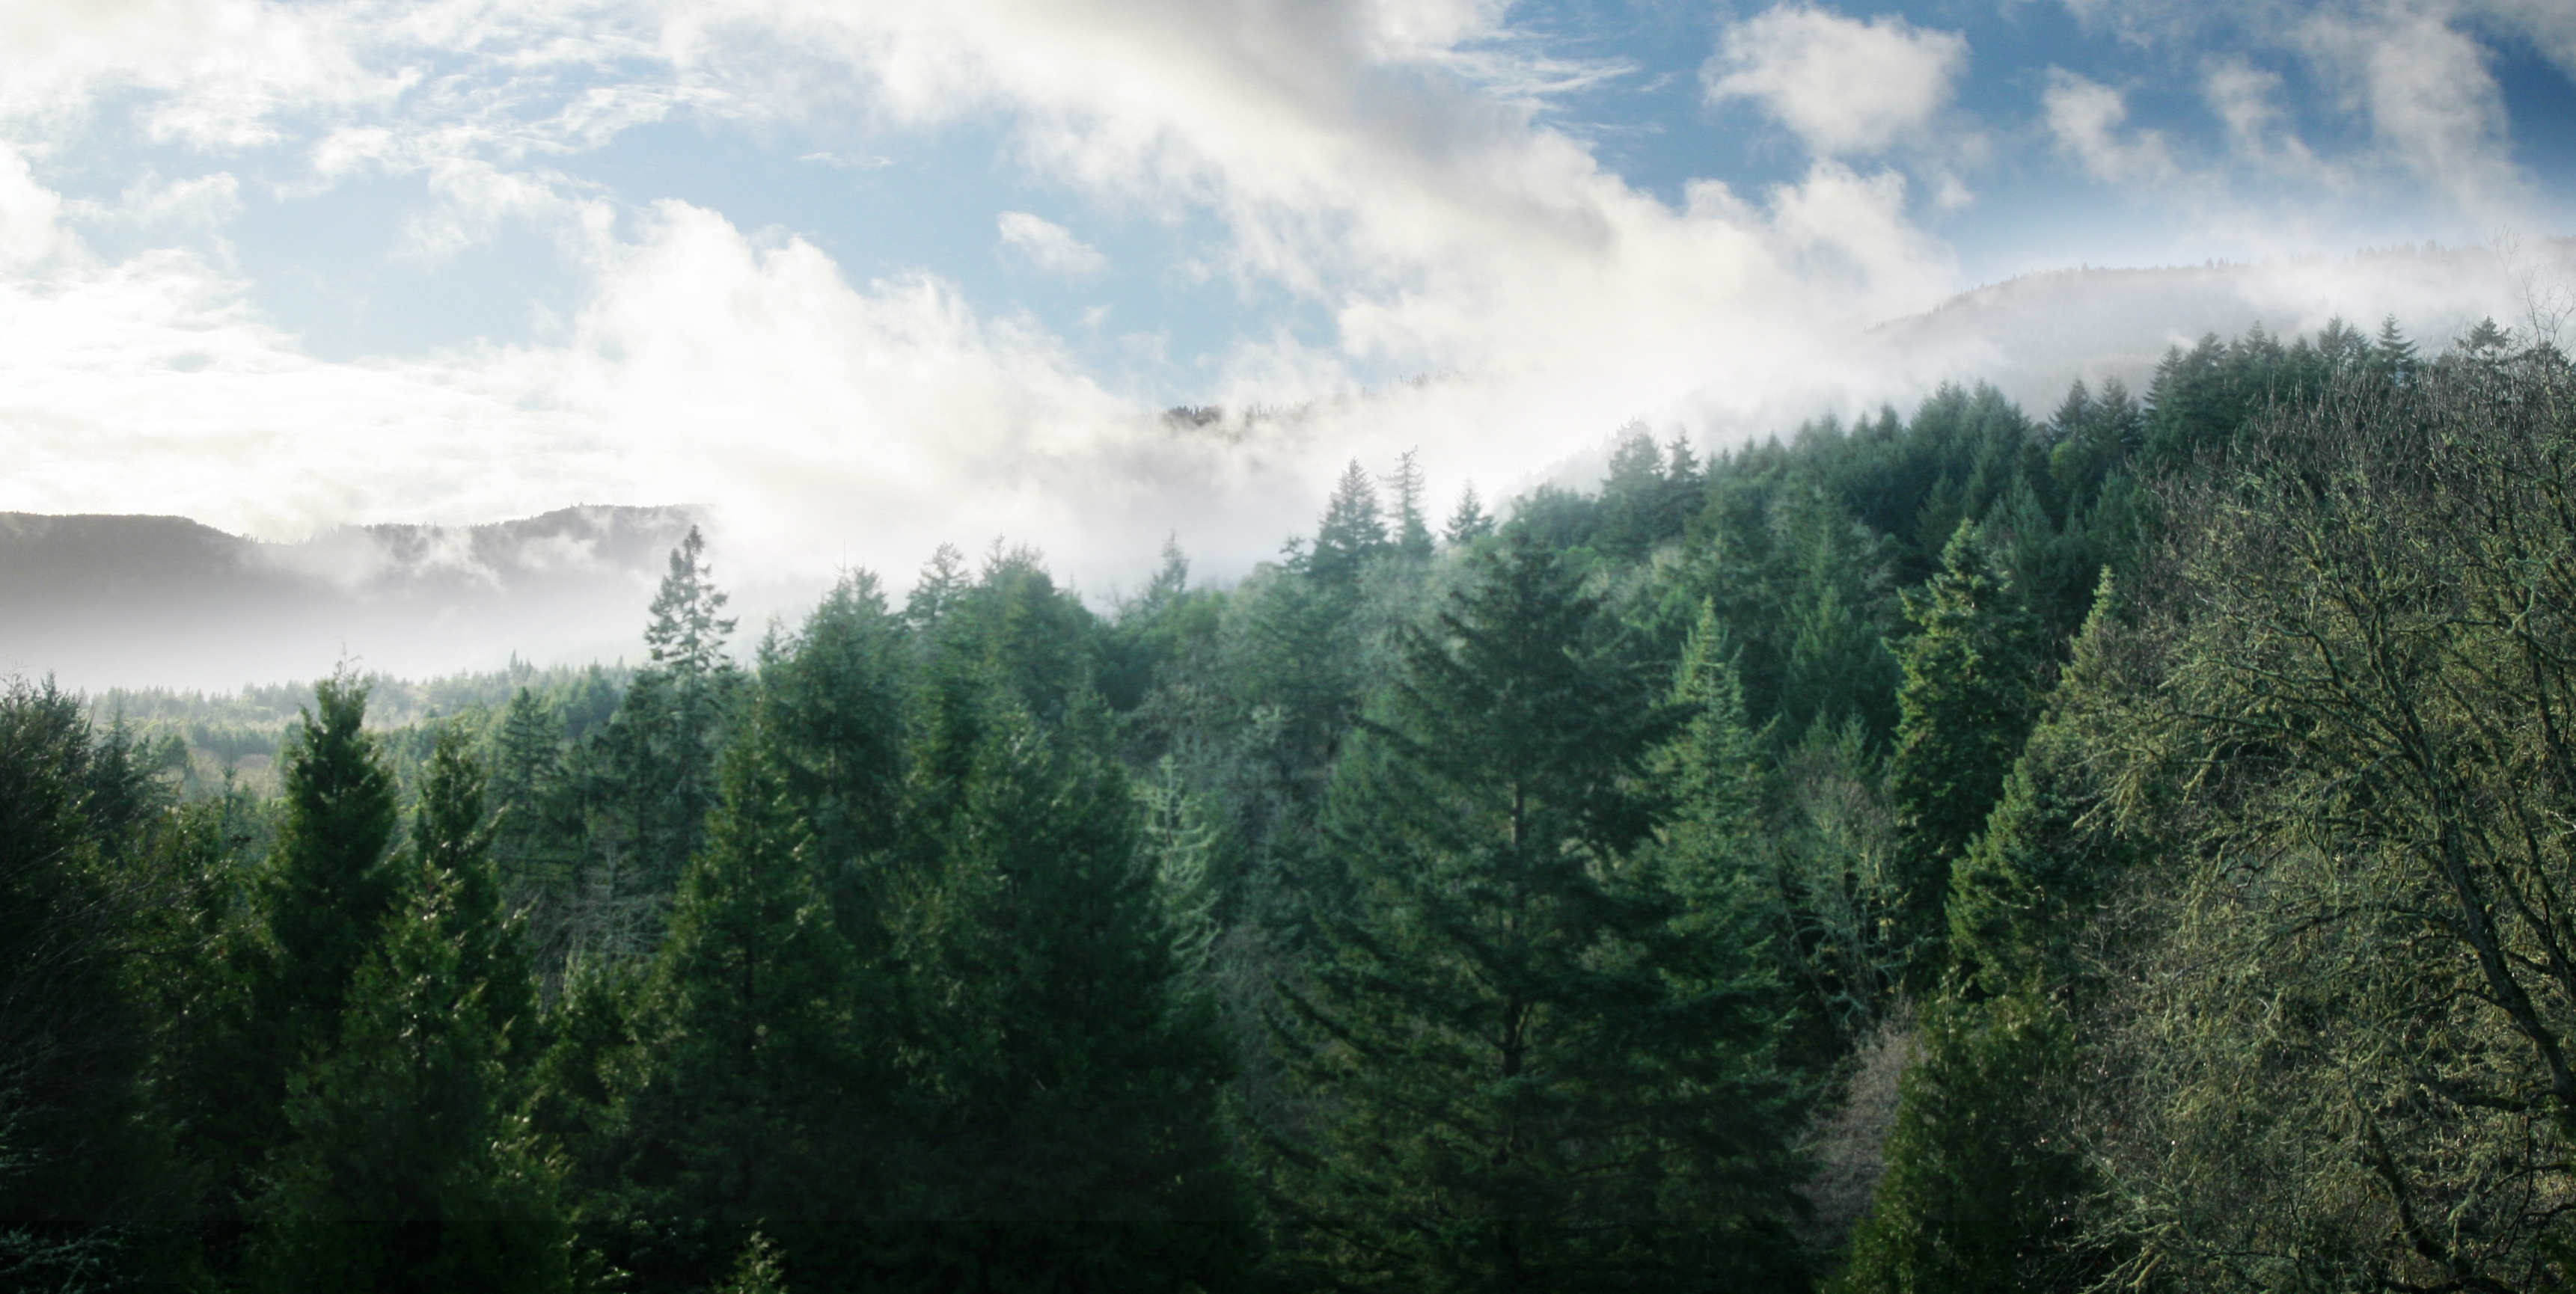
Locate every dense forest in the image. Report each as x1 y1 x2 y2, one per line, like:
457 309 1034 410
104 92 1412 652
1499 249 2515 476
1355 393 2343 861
7 315 2572 1292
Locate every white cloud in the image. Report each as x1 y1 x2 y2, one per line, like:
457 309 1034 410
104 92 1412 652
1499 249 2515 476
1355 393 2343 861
2043 70 2178 185
2301 7 2522 218
0 0 2557 646
0 142 70 269
997 210 1107 277
1703 5 1968 156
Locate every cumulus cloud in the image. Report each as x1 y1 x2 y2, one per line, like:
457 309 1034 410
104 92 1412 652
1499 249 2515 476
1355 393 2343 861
1704 5 1968 156
2301 7 2522 218
2043 70 2178 185
997 210 1107 276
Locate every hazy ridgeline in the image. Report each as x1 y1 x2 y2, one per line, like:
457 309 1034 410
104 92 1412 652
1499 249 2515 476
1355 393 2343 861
11 318 2576 1293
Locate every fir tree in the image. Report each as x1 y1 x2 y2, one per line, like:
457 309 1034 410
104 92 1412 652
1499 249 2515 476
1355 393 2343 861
1830 989 2083 1294
890 680 1243 1227
1885 523 2045 983
1445 483 1496 546
417 726 536 1036
622 726 872 1223
0 681 169 1221
1393 449 1436 560
252 859 572 1294
1311 459 1389 588
614 528 744 893
262 669 405 1041
1272 530 1810 1293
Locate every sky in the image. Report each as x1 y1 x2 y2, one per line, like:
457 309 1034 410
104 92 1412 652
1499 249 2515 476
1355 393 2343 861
2 0 2573 605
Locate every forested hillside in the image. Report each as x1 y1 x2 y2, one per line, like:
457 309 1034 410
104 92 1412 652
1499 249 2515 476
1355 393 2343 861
8 316 2571 1293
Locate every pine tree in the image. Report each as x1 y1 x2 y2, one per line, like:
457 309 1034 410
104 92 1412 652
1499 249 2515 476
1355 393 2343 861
616 527 744 892
251 859 572 1294
1311 459 1389 589
1445 483 1496 546
0 681 170 1221
261 669 405 1042
868 649 1250 1289
1885 523 2045 983
622 726 872 1223
1393 449 1436 559
1272 530 1810 1293
1831 989 2082 1294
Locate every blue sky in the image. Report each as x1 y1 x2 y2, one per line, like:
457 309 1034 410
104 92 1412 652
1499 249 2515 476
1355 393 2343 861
1 0 2571 590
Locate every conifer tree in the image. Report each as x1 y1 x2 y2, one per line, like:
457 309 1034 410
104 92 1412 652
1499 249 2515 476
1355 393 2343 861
1830 989 2081 1294
890 680 1243 1238
487 686 572 902
1446 483 1496 546
1311 459 1389 588
251 859 572 1294
2373 313 2417 382
261 670 404 1042
1272 530 1810 1293
416 724 537 1049
0 681 169 1221
622 726 871 1223
612 527 744 892
1885 523 2044 981
1393 449 1436 559
758 570 908 920
206 669 410 1201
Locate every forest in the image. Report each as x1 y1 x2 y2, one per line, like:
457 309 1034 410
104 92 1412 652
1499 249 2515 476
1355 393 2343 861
7 314 2574 1293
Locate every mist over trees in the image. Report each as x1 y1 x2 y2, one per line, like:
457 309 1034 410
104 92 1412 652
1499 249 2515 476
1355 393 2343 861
9 316 2576 1292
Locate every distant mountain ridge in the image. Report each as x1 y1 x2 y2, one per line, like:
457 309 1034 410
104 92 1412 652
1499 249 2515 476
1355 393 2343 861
0 506 700 691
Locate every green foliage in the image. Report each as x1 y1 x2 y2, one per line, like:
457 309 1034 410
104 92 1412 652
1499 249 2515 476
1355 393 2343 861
261 669 406 1039
19 315 2528 1291
0 681 173 1221
1311 459 1390 589
253 859 570 1294
1270 531 1811 1293
622 729 869 1222
1832 989 2087 1294
891 681 1243 1228
1445 482 1496 546
1885 523 2046 983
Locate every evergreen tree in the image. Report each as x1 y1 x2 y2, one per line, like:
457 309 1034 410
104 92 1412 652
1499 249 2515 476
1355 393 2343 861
1885 523 2045 982
1272 530 1810 1293
251 859 572 1294
262 669 405 1041
612 527 744 893
1393 449 1436 560
487 686 572 903
0 681 171 1222
891 681 1243 1225
208 669 410 1203
1830 989 2084 1294
622 726 872 1223
1778 488 1900 740
416 725 537 1042
758 570 908 919
905 542 970 637
1599 425 1671 558
2373 313 2417 382
1446 483 1496 546
1311 459 1389 589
